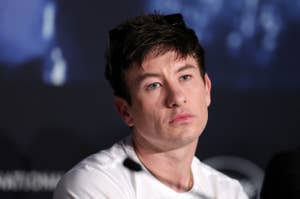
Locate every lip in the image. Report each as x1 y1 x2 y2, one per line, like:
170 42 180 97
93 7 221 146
169 113 194 124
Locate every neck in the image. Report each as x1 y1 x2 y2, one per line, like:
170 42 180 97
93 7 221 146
132 135 198 192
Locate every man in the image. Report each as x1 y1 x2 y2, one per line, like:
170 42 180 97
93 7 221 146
53 13 248 199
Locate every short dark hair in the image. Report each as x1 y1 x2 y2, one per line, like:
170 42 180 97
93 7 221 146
105 13 206 104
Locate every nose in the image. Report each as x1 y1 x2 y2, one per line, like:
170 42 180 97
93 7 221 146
165 84 186 108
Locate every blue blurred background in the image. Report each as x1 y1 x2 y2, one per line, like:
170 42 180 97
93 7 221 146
0 0 299 198
1 0 300 89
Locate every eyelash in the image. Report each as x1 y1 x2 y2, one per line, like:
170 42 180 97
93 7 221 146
146 74 192 90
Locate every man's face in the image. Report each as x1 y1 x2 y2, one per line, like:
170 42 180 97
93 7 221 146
115 51 211 151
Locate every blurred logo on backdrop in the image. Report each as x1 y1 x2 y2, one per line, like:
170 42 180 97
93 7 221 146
204 156 264 199
0 170 63 192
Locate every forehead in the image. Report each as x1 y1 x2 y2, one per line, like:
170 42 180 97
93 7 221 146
138 51 198 72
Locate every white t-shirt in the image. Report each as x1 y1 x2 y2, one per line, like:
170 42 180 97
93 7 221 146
53 137 249 199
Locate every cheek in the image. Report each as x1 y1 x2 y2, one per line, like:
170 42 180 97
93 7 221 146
132 109 161 133
190 90 210 113
131 100 157 123
133 92 163 112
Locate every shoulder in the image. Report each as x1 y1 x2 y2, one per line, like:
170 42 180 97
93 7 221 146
194 158 238 182
53 139 134 199
193 158 249 199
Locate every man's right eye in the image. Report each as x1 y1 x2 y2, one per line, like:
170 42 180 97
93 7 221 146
147 82 161 90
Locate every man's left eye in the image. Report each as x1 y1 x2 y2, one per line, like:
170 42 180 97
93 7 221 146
180 75 192 81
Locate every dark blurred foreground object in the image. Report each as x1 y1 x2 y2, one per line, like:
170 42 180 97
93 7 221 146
260 148 300 199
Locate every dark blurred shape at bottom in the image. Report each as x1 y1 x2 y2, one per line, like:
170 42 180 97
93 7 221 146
260 147 300 199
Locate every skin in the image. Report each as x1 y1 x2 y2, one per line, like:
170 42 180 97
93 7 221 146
115 50 211 192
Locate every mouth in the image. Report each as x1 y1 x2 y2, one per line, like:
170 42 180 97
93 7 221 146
169 113 194 125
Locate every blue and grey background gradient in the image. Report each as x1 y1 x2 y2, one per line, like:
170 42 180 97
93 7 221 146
0 1 299 198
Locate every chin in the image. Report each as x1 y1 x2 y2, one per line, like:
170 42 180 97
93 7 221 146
171 129 201 144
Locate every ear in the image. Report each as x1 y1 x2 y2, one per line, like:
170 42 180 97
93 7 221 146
204 73 212 107
114 96 134 127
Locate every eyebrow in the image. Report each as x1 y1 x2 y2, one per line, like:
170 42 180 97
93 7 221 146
135 64 197 85
176 64 197 73
135 73 161 86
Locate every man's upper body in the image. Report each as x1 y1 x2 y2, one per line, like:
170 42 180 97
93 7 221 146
53 137 248 199
54 13 249 198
